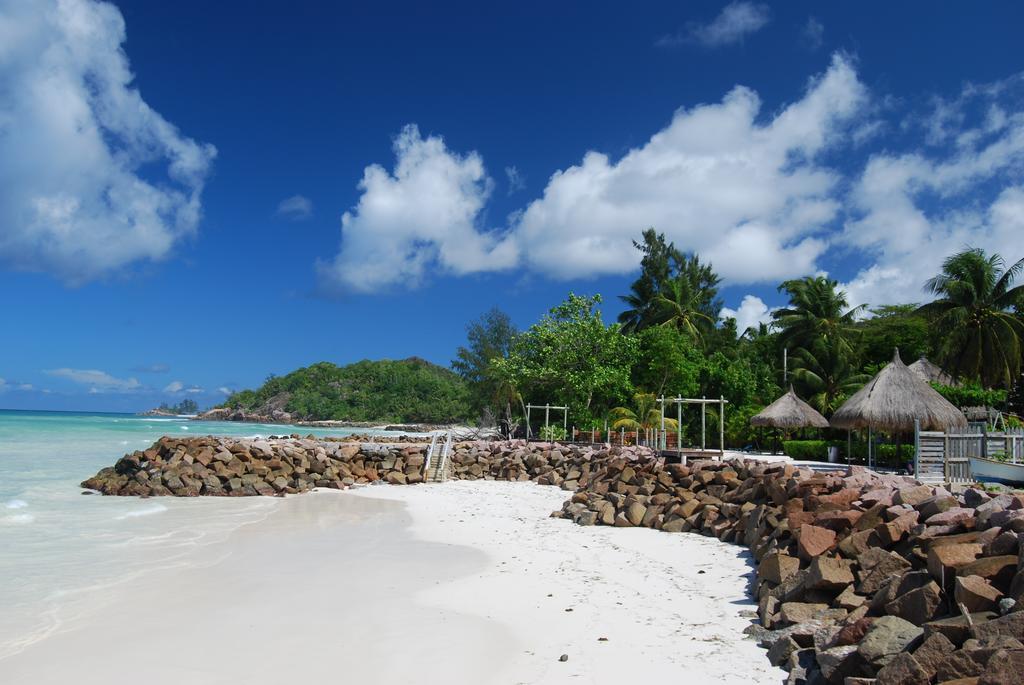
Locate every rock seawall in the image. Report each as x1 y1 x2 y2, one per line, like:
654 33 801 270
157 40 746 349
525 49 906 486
83 437 1024 684
81 436 653 497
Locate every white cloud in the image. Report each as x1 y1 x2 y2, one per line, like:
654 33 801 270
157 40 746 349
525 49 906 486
317 124 519 293
217 386 233 395
0 0 216 284
511 54 865 283
46 367 141 392
841 76 1024 308
659 2 770 48
720 295 776 334
319 55 865 291
164 380 204 394
505 166 525 195
802 17 824 50
277 194 313 220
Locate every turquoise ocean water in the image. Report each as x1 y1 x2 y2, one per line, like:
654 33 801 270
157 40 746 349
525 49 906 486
0 409 396 659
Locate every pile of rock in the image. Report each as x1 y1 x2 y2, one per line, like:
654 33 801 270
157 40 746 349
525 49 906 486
80 436 652 497
552 457 1024 684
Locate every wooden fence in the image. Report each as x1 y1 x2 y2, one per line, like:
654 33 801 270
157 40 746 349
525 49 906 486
917 429 1024 484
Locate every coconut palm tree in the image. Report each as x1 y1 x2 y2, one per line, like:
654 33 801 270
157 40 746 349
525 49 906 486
918 248 1024 389
773 276 864 356
609 392 679 445
618 230 721 339
651 276 717 344
790 340 872 415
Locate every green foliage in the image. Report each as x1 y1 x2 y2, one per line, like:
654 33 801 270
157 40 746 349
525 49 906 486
538 424 567 441
783 440 830 461
790 339 871 414
855 305 932 366
931 382 1007 409
158 399 198 414
451 308 518 420
632 326 702 397
918 247 1024 389
222 359 470 423
783 440 915 465
774 276 863 356
618 229 721 343
492 293 638 425
725 403 763 448
609 392 679 431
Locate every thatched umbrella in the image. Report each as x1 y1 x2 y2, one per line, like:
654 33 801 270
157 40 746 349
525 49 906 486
750 386 829 457
751 386 829 429
908 356 958 387
831 349 967 467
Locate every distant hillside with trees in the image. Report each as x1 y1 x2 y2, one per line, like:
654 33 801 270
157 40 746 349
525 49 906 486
220 358 471 424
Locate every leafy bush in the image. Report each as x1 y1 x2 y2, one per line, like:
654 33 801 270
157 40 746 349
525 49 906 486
932 382 1007 409
783 440 830 461
784 439 914 465
539 424 567 441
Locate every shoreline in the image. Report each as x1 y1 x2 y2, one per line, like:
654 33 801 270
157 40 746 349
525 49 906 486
0 482 781 684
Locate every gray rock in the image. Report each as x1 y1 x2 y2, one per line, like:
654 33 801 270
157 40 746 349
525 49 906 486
858 615 924 667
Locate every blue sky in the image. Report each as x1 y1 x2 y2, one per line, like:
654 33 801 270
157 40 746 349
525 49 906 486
1 0 1023 411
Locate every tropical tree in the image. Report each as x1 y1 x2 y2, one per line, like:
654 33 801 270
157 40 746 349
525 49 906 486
632 326 703 398
491 293 638 424
452 308 518 420
854 304 932 369
609 392 679 445
651 274 717 341
619 229 678 333
917 248 1024 389
618 229 722 344
790 340 871 414
773 276 865 356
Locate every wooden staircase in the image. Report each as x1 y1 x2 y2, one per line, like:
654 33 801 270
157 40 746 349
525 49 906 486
424 430 453 483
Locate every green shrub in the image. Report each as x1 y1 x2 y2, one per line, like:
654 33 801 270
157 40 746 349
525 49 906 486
783 440 830 461
932 382 1007 409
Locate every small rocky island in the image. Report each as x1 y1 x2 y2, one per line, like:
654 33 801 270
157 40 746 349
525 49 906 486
83 437 1024 683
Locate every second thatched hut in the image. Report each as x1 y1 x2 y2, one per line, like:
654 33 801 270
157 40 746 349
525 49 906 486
831 349 967 433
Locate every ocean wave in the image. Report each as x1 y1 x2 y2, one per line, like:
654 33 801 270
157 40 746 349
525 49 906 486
116 504 168 520
6 499 28 509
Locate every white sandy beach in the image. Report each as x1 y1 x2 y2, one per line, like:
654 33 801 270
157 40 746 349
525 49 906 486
0 481 783 684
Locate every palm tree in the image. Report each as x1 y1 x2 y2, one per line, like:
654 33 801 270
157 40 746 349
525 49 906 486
918 248 1024 389
609 392 679 445
790 340 871 414
651 276 716 344
773 276 864 356
618 230 722 338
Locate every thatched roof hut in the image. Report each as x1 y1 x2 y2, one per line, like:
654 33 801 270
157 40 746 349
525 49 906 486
750 387 829 429
908 356 958 387
831 349 967 432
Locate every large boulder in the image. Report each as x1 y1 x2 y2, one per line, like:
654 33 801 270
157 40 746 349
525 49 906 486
858 616 924 668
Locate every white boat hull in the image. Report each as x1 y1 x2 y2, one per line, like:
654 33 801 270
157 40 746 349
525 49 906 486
969 456 1024 486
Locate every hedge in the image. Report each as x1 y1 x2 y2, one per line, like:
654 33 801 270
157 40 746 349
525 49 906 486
783 440 915 464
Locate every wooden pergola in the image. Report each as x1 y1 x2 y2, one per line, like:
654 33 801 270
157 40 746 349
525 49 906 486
657 395 728 463
524 403 568 439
